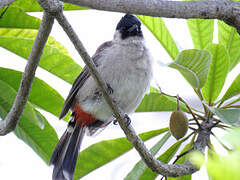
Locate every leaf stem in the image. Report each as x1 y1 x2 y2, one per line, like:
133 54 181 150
156 82 201 127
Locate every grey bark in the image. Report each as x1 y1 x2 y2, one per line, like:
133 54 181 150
62 0 240 34
0 12 55 135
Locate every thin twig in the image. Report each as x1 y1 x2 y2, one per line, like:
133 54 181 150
0 12 55 135
172 148 193 165
221 105 240 109
156 83 201 127
189 127 197 132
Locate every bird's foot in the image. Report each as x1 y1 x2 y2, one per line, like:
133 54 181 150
113 114 131 126
107 83 114 94
124 114 131 126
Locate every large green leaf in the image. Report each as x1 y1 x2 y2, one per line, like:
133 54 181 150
187 19 214 49
218 21 240 70
169 49 211 89
205 105 240 125
137 15 179 60
0 80 58 163
0 67 69 120
139 140 184 179
11 0 87 12
0 6 41 29
202 44 229 104
0 28 82 83
73 128 169 179
14 109 59 163
0 79 43 128
136 91 187 112
221 73 240 102
125 132 171 180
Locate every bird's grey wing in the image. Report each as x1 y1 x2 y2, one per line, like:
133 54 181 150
59 41 113 119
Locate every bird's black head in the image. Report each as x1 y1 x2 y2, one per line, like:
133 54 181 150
116 14 143 40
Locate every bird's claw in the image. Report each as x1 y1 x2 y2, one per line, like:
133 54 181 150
113 114 131 126
107 83 114 94
124 114 131 126
113 120 118 125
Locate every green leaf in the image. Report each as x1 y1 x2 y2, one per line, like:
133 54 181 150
169 49 211 89
221 73 240 102
137 15 179 60
0 6 41 29
73 128 169 180
11 0 87 12
201 44 229 103
224 127 240 149
0 28 82 83
205 105 240 125
136 91 187 112
139 140 184 179
218 21 240 70
0 79 43 128
168 135 195 180
202 146 240 180
0 67 69 120
14 108 59 163
0 79 58 164
187 19 214 49
125 132 171 180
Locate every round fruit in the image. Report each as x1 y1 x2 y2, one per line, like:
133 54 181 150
169 110 189 140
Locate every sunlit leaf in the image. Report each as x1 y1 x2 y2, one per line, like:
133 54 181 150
0 79 43 128
136 90 187 112
221 73 240 102
0 28 82 83
0 6 41 29
137 15 179 60
0 67 69 120
202 44 229 103
11 0 87 12
224 127 240 149
169 49 211 89
125 132 171 180
139 140 184 179
73 128 169 179
0 79 59 164
187 19 214 49
193 148 240 180
14 108 59 163
218 21 240 70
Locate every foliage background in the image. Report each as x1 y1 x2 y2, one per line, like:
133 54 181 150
0 3 240 180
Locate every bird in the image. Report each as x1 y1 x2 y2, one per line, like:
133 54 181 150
50 14 153 180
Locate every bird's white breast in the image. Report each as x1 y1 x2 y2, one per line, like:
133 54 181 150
76 37 153 122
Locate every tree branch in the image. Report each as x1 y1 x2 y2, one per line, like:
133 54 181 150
62 0 240 34
0 12 55 135
34 3 211 176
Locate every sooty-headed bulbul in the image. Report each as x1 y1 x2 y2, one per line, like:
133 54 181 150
50 14 153 180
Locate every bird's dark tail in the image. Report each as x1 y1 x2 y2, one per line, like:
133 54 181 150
50 120 86 180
